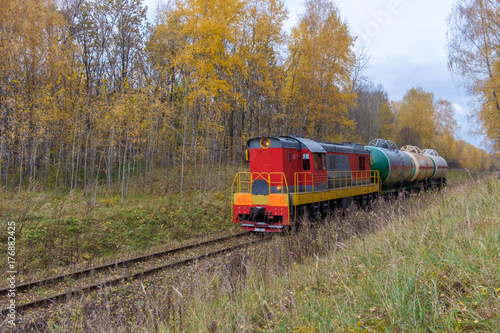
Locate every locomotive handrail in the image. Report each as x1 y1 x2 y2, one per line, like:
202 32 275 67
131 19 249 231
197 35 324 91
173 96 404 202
292 170 381 220
233 170 381 196
294 170 381 193
231 172 290 195
373 170 382 188
232 170 381 220
231 172 289 219
294 172 314 193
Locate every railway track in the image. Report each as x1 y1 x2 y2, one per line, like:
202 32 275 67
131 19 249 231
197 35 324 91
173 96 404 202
0 231 271 317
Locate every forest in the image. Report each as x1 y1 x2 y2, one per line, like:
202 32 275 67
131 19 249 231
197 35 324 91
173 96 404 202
0 0 495 199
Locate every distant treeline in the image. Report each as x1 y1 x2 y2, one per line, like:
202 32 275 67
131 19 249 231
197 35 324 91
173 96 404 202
0 0 492 197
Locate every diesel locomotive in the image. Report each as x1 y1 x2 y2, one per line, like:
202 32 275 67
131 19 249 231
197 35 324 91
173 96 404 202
232 136 448 232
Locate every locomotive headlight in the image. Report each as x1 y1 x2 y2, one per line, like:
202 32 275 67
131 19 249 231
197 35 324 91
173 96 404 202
276 186 282 192
260 137 271 149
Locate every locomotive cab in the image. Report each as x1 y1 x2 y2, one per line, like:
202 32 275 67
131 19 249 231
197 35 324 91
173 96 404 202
233 137 299 232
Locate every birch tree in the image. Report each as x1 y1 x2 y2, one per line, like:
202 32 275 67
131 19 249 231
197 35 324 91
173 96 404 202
448 0 500 152
286 0 356 141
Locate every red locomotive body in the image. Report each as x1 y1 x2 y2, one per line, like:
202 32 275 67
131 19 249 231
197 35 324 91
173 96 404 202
232 136 380 232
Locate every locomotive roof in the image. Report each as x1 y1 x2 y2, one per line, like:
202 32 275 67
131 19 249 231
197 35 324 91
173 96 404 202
247 136 369 155
289 137 326 153
320 142 369 154
247 136 324 152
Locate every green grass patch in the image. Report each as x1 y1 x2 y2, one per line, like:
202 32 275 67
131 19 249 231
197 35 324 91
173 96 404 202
0 188 236 277
179 174 500 332
446 168 485 185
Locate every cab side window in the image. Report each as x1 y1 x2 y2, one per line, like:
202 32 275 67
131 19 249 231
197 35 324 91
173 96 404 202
313 153 326 170
302 153 310 170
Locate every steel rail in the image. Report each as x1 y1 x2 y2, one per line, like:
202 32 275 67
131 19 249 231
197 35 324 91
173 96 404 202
0 235 271 317
0 231 250 297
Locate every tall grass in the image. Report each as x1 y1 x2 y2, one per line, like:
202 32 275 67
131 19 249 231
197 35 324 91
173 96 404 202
0 188 236 281
179 174 500 332
10 172 499 332
0 168 466 278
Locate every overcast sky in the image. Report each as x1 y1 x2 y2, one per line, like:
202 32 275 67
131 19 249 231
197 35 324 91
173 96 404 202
144 0 486 149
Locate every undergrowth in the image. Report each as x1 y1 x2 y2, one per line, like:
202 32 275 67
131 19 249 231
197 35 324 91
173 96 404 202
0 189 236 279
179 173 500 332
6 171 498 332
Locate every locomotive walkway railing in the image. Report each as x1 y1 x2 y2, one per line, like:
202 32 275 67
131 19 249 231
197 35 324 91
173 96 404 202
294 170 381 193
232 170 381 222
231 172 289 219
232 170 381 196
232 172 289 195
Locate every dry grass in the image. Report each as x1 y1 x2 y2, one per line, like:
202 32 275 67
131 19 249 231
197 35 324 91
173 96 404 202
0 188 237 287
1 170 497 332
4 172 498 332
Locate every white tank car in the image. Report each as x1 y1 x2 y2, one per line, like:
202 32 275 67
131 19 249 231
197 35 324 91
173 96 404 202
400 145 434 182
